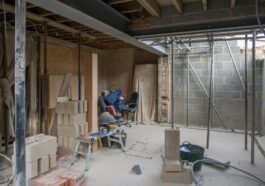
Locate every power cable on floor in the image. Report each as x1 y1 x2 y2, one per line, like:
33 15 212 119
191 157 265 186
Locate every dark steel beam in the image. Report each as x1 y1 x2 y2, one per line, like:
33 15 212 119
60 0 131 32
15 0 26 185
27 0 166 55
129 1 265 37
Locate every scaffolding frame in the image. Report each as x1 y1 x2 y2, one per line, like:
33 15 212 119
169 32 258 164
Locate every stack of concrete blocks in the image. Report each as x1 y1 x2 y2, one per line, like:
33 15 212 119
56 100 88 152
161 128 193 184
13 134 57 181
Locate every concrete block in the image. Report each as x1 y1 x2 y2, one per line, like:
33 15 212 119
78 101 84 113
39 155 49 174
49 153 57 169
57 125 79 138
63 114 70 126
63 137 69 150
161 166 193 184
56 113 63 126
83 100 88 112
165 129 180 160
65 101 79 114
20 135 57 163
27 161 38 179
58 136 63 146
162 156 182 172
69 113 87 125
68 137 76 151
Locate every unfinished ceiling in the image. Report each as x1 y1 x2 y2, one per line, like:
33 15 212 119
0 0 264 52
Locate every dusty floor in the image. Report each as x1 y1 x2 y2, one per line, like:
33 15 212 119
69 124 265 186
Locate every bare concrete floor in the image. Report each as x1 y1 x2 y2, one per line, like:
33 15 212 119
71 124 265 186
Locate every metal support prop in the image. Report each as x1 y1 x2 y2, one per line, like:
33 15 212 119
43 21 48 134
171 40 174 129
188 63 227 129
251 31 256 164
244 35 248 150
186 52 189 127
206 41 214 149
225 41 245 90
1 23 9 153
15 0 26 185
35 35 41 134
78 33 81 100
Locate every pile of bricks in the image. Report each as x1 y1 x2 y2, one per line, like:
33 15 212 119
13 134 57 180
56 100 88 152
34 168 86 186
161 128 193 184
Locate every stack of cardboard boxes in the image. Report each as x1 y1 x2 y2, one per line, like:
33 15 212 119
161 128 193 184
55 100 88 152
13 134 57 180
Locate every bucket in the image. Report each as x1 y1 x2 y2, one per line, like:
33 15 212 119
180 141 204 171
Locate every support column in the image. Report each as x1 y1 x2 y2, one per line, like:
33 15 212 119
171 40 174 129
244 35 248 150
15 0 26 185
78 33 81 100
206 40 214 149
251 31 256 164
43 21 49 134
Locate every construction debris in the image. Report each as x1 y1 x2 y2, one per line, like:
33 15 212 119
132 165 142 175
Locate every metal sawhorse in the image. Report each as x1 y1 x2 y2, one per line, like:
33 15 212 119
70 129 125 171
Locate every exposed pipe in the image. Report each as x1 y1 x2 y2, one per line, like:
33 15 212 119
251 31 256 164
15 0 26 185
244 35 248 150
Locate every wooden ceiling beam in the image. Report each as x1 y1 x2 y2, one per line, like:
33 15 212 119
171 0 183 14
137 0 160 17
202 0 207 11
230 0 236 8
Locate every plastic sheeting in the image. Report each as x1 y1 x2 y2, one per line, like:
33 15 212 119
133 64 157 123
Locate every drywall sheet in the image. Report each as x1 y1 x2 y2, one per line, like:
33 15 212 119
133 64 157 123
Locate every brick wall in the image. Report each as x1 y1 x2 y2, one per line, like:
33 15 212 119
159 41 265 132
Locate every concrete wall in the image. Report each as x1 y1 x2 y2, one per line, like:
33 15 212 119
159 41 264 131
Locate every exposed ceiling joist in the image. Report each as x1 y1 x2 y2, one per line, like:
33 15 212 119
230 0 236 8
26 0 166 55
202 0 207 11
121 7 143 14
137 0 160 17
0 3 96 40
171 0 183 14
